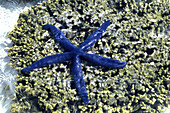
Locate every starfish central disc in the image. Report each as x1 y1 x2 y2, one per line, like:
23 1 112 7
71 47 85 56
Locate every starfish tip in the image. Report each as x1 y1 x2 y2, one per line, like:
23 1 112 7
121 61 127 68
42 24 50 30
84 99 89 105
21 68 29 73
106 20 110 23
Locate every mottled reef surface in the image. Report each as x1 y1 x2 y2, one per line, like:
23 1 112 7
8 0 169 112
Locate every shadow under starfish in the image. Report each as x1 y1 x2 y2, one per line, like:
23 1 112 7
21 20 127 104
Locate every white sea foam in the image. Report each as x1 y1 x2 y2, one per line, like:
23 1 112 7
0 1 32 112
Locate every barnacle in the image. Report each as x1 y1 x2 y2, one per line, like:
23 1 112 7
8 0 169 112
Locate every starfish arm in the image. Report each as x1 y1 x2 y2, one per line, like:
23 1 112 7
71 55 89 104
81 53 127 68
78 20 110 51
42 24 76 51
21 52 73 72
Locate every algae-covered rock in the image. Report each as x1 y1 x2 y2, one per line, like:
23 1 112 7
8 0 169 112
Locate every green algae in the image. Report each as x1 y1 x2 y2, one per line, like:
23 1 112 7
8 0 169 112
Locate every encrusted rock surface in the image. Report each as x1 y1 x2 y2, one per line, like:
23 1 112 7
8 0 169 112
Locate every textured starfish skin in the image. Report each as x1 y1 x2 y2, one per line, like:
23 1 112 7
21 20 127 104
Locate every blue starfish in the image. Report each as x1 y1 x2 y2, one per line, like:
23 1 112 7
21 20 127 104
